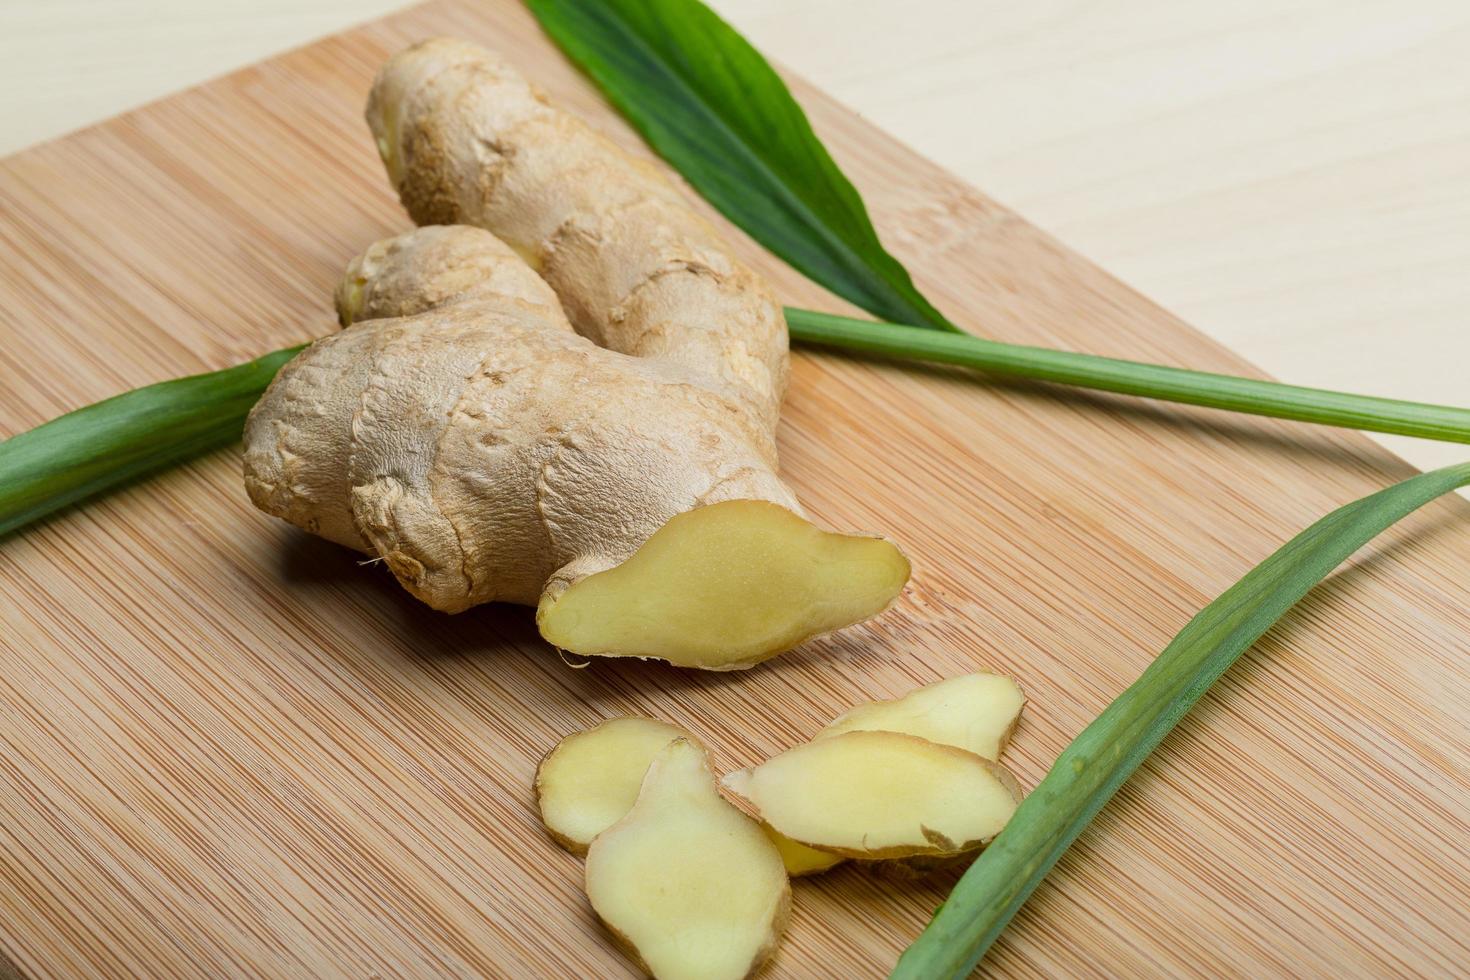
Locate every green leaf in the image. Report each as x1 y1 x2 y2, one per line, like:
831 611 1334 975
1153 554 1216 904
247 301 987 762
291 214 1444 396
523 0 957 332
891 460 1470 978
0 346 302 537
525 0 1470 445
787 308 1470 444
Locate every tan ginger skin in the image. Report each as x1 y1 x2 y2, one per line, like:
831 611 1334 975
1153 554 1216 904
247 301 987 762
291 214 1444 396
243 39 908 669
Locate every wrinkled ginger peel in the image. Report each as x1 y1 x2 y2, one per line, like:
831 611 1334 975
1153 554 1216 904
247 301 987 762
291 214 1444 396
816 672 1025 761
586 739 790 980
722 730 1020 859
535 717 692 854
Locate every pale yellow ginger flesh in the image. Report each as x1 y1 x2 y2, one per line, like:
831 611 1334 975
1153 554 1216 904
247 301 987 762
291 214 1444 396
239 38 911 670
586 739 790 980
533 713 844 878
722 730 1021 859
539 501 910 669
762 826 845 877
535 717 692 855
790 671 1025 875
816 672 1025 762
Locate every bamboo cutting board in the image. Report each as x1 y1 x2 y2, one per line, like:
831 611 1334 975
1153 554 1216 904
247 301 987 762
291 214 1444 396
2 1 1469 975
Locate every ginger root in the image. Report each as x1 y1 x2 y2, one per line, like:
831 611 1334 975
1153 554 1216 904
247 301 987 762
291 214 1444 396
585 739 790 980
722 730 1021 860
536 716 692 855
242 40 909 669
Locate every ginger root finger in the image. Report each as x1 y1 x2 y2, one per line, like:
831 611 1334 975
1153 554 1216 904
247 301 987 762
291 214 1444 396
335 222 572 327
586 739 790 980
816 672 1025 762
721 730 1021 860
536 717 693 855
367 37 786 444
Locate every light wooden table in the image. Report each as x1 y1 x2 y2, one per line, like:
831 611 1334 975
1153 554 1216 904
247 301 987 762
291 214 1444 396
4 0 1467 475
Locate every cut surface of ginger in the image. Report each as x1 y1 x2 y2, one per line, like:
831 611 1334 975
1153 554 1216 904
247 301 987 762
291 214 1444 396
586 739 790 980
535 717 692 854
722 730 1020 859
537 500 909 670
816 672 1025 761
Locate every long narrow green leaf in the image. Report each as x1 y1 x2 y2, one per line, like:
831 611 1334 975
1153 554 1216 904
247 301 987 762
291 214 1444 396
0 347 302 537
6 324 1470 540
787 308 1470 444
522 0 956 332
892 460 1470 978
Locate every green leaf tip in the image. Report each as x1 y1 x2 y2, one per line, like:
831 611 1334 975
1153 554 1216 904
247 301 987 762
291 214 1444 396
522 0 957 332
0 345 303 537
891 461 1470 978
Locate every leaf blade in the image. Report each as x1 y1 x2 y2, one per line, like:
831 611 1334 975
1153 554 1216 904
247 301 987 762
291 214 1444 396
523 0 957 331
786 308 1470 444
891 460 1470 978
0 346 302 537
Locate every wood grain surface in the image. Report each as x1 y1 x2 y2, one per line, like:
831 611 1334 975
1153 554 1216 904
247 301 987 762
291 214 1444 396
2 0 1468 976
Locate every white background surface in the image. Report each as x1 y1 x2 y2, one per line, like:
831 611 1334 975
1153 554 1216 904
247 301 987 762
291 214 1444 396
3 0 1466 473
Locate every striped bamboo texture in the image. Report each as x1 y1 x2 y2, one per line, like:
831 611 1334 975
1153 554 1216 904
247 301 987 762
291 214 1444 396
2 0 1469 975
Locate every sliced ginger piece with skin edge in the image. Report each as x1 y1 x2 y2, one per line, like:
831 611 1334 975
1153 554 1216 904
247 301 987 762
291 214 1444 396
722 730 1021 860
535 717 693 855
781 671 1027 877
586 739 790 980
533 714 841 877
538 500 910 670
816 672 1026 762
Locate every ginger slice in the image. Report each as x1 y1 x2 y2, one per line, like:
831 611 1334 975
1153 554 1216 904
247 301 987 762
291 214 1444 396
535 714 842 876
722 730 1020 860
535 717 693 855
537 500 910 670
586 739 790 980
779 672 1025 876
816 672 1025 762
